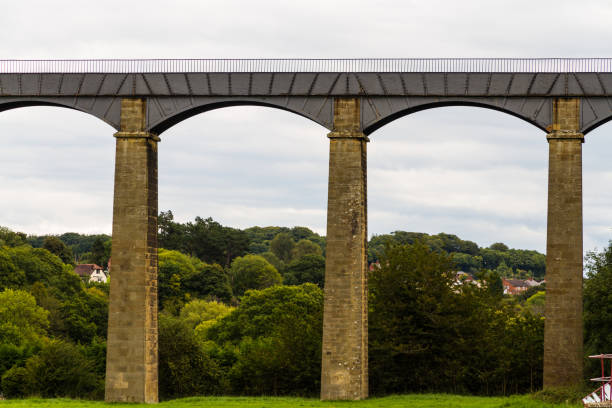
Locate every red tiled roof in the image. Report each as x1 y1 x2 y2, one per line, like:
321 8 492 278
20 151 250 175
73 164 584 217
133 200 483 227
74 264 103 277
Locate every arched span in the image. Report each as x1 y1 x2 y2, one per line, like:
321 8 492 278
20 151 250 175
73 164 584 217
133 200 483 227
362 99 550 136
147 96 333 135
582 115 612 135
0 98 119 130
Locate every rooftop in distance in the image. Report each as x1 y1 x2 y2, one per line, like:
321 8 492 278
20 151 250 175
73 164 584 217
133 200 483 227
1 58 612 73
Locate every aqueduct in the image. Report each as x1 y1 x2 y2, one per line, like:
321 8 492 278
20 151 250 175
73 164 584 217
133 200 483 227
0 58 608 402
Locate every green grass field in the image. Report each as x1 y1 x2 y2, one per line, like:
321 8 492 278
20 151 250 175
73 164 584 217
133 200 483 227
0 394 583 407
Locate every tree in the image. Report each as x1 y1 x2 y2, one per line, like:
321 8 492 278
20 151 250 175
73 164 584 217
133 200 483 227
0 248 26 288
159 249 234 308
158 314 225 399
284 254 325 287
207 284 323 396
183 263 233 303
89 237 110 268
270 233 294 263
0 227 27 248
260 251 284 273
179 299 234 341
489 242 509 252
525 292 545 316
42 236 74 265
229 255 282 297
158 249 197 308
291 239 322 260
186 217 249 267
585 243 612 378
158 210 188 253
2 340 102 398
0 289 49 346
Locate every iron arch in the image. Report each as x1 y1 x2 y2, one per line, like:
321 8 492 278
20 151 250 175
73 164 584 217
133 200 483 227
363 99 549 136
147 96 333 135
0 97 120 130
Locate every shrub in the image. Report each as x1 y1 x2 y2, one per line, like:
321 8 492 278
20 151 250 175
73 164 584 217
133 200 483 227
1 366 31 398
24 340 101 399
158 314 225 399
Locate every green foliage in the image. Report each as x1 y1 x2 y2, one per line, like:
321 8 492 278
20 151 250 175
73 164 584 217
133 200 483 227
0 227 27 248
159 213 249 268
291 239 322 260
0 249 26 288
183 263 233 304
88 237 110 268
58 287 108 344
0 343 38 381
369 241 544 396
229 255 282 297
283 254 325 287
489 242 509 252
6 246 82 296
525 292 545 316
208 284 323 396
179 299 234 340
244 226 325 257
0 289 49 346
369 231 545 278
28 232 111 263
42 236 74 265
11 340 101 398
1 365 30 398
584 242 612 378
260 251 284 273
158 314 225 399
270 233 294 263
158 249 233 308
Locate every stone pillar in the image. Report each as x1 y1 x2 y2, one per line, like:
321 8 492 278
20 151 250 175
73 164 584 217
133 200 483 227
543 98 584 388
105 98 159 403
321 98 369 400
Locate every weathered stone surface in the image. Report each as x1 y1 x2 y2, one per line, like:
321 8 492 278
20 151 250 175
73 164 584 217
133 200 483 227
321 98 369 400
105 98 159 403
543 98 584 388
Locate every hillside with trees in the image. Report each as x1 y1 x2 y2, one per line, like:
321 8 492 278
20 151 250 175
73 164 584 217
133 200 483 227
0 214 583 400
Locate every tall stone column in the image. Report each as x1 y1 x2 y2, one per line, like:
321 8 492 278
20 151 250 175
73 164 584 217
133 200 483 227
321 98 369 400
105 98 159 403
543 98 584 388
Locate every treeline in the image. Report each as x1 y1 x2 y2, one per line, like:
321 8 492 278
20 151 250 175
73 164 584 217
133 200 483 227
0 217 561 400
27 232 111 268
369 231 546 279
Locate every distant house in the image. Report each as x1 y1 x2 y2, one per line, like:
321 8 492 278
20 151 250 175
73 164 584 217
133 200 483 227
502 278 530 295
74 264 108 283
524 278 543 287
454 271 481 288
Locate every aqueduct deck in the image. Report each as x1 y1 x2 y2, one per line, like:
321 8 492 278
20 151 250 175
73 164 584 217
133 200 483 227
0 58 602 402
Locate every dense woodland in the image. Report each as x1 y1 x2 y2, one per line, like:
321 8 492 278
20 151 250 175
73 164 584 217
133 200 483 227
0 212 608 400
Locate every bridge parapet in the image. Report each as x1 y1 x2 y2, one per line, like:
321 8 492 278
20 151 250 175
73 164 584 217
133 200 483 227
3 58 612 73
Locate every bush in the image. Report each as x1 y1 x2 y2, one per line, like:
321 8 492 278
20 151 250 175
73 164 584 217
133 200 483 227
209 284 323 396
23 340 101 399
1 366 31 398
158 314 225 399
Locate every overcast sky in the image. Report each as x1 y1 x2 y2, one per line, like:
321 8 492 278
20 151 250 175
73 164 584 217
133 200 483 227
2 0 612 253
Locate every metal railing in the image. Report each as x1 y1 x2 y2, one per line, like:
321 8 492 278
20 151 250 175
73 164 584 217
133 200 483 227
2 58 612 73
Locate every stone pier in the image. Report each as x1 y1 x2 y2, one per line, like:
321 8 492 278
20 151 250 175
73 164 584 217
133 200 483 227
320 98 369 400
543 98 584 388
105 98 159 403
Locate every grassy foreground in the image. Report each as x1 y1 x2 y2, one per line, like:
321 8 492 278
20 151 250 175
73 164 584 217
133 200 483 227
0 394 582 407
